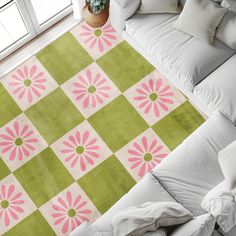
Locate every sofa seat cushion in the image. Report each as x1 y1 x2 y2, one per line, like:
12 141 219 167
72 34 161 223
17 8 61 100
194 54 236 124
125 14 234 91
91 173 175 236
152 113 236 216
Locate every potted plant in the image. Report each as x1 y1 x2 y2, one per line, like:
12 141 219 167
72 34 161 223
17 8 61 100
82 0 109 27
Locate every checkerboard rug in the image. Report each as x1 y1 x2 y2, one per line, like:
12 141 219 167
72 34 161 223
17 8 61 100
0 21 205 235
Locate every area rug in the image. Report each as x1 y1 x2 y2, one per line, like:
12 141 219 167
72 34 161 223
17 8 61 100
0 20 205 235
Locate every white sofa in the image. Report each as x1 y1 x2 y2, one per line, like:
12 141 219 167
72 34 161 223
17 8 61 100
71 113 236 235
71 1 236 235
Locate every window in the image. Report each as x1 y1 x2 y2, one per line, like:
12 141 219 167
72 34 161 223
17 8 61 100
0 0 72 60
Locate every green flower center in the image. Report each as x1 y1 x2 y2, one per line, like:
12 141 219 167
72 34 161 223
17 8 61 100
88 85 96 94
76 146 84 154
24 79 32 87
15 137 23 146
94 29 102 37
149 93 158 101
68 208 76 217
144 153 153 162
1 200 9 209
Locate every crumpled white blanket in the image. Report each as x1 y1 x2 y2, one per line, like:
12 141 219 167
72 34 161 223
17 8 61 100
111 201 193 236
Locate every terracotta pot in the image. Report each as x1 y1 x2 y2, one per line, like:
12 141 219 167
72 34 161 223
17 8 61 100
82 5 109 28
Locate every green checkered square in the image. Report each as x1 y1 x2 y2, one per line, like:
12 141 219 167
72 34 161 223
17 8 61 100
14 148 74 207
88 95 148 152
25 88 84 144
0 158 10 180
0 83 21 127
37 32 93 85
152 101 205 150
78 155 136 213
3 211 55 236
97 41 155 92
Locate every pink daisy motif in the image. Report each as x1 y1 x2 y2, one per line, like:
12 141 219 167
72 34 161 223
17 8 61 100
134 78 174 117
128 136 168 177
0 184 24 227
52 191 92 234
79 23 117 52
72 69 111 108
9 65 47 103
60 130 100 171
0 121 39 161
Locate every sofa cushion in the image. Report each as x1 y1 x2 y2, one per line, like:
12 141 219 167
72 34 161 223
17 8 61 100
125 14 234 91
92 173 175 236
152 113 236 216
194 54 236 124
173 0 228 44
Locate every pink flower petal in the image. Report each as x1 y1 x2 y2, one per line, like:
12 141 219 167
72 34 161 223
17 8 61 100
7 184 14 199
76 200 87 210
9 147 17 161
30 65 37 77
58 197 68 210
149 140 158 152
17 69 25 79
24 66 28 77
154 103 160 117
148 79 154 92
5 127 15 138
10 192 22 201
62 219 70 233
4 211 10 226
144 102 152 114
83 95 90 108
133 142 144 154
158 101 169 111
1 185 6 198
80 156 86 171
130 160 143 169
138 163 147 177
66 191 72 208
102 36 112 47
159 97 174 104
98 38 104 52
141 137 148 151
54 216 67 225
32 72 44 80
128 149 142 157
27 89 33 103
155 79 162 92
82 131 89 145
86 151 99 158
14 122 20 136
73 195 81 208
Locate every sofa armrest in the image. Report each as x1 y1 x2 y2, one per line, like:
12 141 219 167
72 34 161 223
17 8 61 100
110 0 140 34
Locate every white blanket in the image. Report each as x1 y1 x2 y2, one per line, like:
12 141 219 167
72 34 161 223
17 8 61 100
111 202 193 236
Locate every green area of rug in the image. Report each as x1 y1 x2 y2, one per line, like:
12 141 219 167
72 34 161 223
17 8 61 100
0 20 205 235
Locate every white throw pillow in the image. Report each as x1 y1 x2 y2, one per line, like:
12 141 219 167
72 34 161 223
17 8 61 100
216 1 236 50
137 0 180 14
201 181 236 233
170 213 215 236
218 141 236 196
111 202 192 236
173 0 229 44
